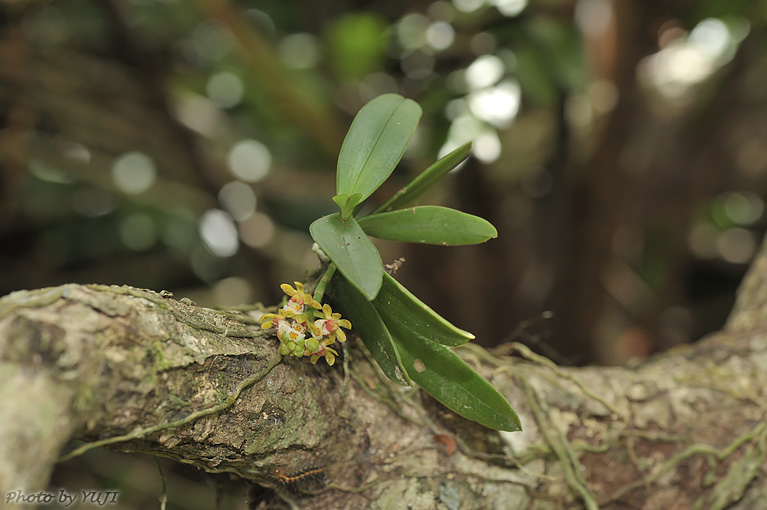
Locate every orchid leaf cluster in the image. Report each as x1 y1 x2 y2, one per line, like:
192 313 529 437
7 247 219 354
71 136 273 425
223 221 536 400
278 94 520 432
260 282 350 366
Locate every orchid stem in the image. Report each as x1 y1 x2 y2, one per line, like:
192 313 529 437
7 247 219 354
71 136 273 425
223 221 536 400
313 263 337 303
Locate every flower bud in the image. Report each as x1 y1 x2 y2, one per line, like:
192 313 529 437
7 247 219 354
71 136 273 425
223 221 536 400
306 338 320 353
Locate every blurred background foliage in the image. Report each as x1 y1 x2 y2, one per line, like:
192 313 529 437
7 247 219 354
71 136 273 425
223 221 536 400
3 0 767 508
3 0 767 366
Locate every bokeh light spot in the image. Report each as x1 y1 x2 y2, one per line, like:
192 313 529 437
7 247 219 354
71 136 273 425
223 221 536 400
723 192 763 225
213 276 253 307
112 152 156 195
717 228 756 264
575 0 613 37
173 93 223 135
186 21 233 63
219 181 257 222
467 80 521 127
200 209 239 257
239 212 275 248
465 54 505 89
490 0 527 17
688 223 718 259
473 131 502 163
426 21 455 51
278 33 321 69
206 72 244 109
397 13 430 49
453 0 484 13
688 18 730 61
227 140 271 182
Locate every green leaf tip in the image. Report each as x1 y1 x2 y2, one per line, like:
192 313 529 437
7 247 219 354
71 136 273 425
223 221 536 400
337 94 422 204
332 193 362 220
390 326 522 431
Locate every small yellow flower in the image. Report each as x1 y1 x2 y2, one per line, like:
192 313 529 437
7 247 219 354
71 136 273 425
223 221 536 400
310 346 338 366
280 281 306 297
280 282 321 316
312 303 351 343
260 310 287 329
277 319 305 344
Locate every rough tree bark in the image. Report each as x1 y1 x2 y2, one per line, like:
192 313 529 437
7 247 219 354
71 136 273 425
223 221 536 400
1 238 767 510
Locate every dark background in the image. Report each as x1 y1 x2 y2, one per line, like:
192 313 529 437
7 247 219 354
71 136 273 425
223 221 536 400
2 1 766 507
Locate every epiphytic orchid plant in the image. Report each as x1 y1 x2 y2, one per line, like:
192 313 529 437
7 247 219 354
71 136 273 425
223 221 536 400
263 94 521 432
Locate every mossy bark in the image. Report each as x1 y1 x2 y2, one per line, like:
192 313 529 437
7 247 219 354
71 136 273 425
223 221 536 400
2 240 767 509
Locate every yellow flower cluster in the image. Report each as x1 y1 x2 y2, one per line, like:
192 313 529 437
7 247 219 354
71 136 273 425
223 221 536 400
260 282 351 366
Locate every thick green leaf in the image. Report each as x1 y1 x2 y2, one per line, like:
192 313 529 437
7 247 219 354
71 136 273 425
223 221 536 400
310 214 383 300
388 321 522 431
329 275 411 386
337 94 422 203
374 142 472 213
358 206 498 245
374 273 473 346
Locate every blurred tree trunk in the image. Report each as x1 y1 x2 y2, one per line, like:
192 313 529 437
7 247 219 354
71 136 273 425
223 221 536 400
2 237 767 509
553 0 657 364
552 2 767 364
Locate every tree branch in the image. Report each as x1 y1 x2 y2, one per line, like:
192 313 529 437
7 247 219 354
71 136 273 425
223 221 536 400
2 235 767 509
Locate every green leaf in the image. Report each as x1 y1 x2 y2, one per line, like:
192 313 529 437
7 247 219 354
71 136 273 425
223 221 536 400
388 320 521 431
332 193 362 220
358 206 498 246
374 273 473 346
337 94 422 203
374 142 472 213
310 213 383 300
329 275 411 386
